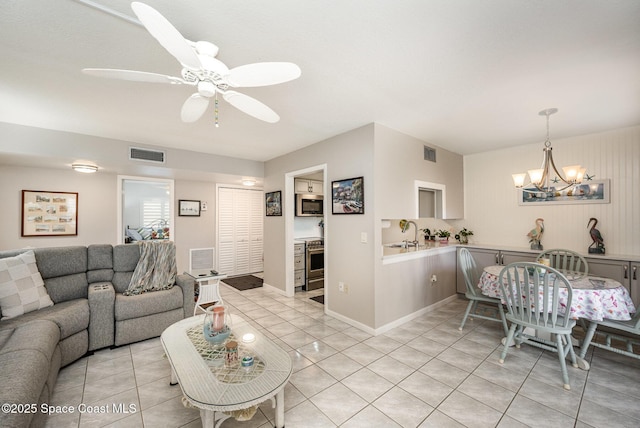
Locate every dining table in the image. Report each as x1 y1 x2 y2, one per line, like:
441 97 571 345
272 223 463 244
478 264 637 369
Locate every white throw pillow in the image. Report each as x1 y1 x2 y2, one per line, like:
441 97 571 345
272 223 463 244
0 250 54 320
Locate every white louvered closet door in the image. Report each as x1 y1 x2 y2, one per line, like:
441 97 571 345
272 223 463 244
249 190 264 272
217 187 264 276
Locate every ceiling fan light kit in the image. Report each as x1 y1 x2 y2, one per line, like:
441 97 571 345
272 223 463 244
512 108 588 194
82 2 301 125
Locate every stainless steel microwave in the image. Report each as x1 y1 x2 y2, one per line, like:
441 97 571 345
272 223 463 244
296 194 323 216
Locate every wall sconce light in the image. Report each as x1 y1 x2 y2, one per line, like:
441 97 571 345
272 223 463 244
71 163 98 173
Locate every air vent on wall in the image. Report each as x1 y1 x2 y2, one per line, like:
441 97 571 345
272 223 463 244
129 147 165 163
424 145 436 162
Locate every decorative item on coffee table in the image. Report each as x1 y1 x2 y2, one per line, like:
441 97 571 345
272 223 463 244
203 304 231 347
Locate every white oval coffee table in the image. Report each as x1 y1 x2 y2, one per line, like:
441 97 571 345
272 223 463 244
161 314 292 427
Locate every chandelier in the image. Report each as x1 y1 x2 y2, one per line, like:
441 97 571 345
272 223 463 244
512 108 586 193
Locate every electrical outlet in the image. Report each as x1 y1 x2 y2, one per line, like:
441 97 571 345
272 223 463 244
338 282 344 292
430 274 437 283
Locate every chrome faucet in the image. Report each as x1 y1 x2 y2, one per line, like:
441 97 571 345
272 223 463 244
401 220 419 246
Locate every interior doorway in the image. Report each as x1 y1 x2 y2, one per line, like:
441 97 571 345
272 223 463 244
117 176 174 244
285 164 327 305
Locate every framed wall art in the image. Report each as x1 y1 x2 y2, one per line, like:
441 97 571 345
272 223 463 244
178 200 201 216
518 179 610 206
265 191 282 216
331 176 364 214
22 190 78 237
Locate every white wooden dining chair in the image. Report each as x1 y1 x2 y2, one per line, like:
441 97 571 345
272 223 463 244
579 311 640 360
458 248 509 336
498 262 578 390
536 248 588 280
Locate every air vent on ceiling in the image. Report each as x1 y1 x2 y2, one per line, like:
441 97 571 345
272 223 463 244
129 147 165 164
423 145 436 162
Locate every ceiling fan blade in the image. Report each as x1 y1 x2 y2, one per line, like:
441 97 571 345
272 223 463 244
131 2 202 70
223 91 280 123
227 62 301 88
181 94 210 122
82 68 183 84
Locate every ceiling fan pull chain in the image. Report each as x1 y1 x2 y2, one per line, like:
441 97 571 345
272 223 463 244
215 92 219 128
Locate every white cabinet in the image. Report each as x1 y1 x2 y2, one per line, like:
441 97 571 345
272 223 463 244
217 188 263 276
294 243 305 287
295 179 323 195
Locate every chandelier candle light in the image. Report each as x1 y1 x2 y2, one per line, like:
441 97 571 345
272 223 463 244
512 108 586 194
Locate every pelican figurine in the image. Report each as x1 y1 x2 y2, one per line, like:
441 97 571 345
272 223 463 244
527 218 544 250
587 217 605 254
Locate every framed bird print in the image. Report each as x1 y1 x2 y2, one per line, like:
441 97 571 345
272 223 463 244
518 179 610 206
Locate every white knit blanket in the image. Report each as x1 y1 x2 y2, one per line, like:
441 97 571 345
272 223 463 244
124 240 176 296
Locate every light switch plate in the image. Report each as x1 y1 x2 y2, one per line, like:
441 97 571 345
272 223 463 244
360 232 367 243
201 202 208 211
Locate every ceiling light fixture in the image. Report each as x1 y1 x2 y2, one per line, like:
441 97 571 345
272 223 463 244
242 179 256 186
72 163 98 173
512 108 586 193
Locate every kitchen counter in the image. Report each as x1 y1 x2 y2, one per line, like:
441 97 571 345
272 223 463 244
382 243 456 264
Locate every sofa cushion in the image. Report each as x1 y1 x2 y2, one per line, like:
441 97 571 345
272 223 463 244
115 286 183 321
0 299 89 340
0 320 59 428
34 246 88 302
0 350 51 428
0 319 60 362
87 244 113 270
113 244 140 293
0 250 54 320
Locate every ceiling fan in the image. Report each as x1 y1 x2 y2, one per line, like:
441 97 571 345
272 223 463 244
82 2 301 124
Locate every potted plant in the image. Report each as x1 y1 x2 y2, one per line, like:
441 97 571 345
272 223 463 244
421 228 434 241
435 229 451 243
454 227 474 244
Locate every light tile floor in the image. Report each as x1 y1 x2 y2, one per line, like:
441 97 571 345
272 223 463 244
46 283 640 427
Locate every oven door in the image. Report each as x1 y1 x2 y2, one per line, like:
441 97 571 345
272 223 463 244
306 247 324 290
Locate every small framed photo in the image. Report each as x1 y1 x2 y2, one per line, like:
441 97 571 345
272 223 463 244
265 191 282 216
331 176 364 214
22 190 78 236
178 200 201 216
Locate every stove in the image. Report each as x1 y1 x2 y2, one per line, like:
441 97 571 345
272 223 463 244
297 238 324 290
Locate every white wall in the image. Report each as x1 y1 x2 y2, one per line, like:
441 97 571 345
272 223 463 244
264 124 376 327
0 165 227 274
464 126 640 256
0 165 117 249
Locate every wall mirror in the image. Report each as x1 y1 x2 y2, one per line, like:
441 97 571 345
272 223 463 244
117 176 174 243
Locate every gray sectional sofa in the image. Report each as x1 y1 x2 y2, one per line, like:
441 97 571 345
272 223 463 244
0 244 194 428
